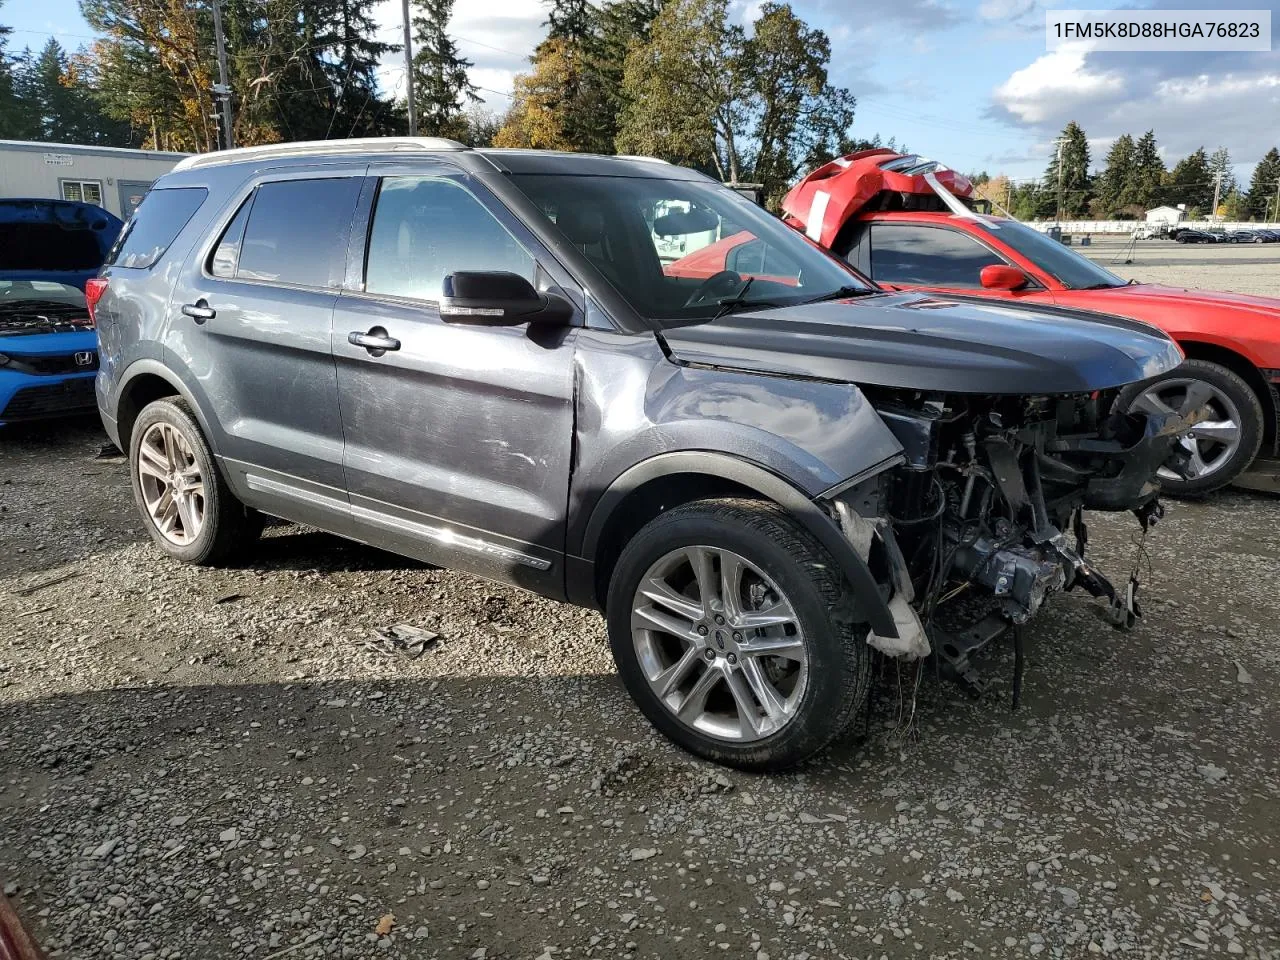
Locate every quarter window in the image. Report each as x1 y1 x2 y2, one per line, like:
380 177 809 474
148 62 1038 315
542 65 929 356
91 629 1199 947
869 224 1006 288
234 178 363 288
61 179 103 206
364 177 535 303
105 186 208 269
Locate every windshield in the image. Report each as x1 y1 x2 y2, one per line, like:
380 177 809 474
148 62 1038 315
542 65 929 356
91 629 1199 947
507 174 871 322
0 280 86 307
978 219 1125 290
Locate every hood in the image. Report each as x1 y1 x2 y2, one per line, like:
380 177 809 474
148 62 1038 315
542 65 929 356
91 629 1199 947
1091 283 1280 321
660 292 1184 395
0 199 123 291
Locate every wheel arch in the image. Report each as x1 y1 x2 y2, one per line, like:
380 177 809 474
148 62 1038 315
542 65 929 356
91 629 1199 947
574 451 897 638
114 360 210 456
1176 339 1277 453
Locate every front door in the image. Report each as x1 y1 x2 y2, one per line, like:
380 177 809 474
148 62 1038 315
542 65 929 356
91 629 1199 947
333 166 579 595
166 170 364 531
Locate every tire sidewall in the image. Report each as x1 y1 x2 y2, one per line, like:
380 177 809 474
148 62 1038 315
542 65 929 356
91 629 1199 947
1121 359 1264 496
606 508 862 769
128 399 226 564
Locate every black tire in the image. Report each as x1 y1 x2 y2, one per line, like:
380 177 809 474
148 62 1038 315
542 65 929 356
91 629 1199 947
1117 358 1265 497
606 497 871 772
129 397 263 564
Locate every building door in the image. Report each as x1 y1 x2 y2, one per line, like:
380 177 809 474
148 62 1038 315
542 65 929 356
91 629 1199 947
117 180 152 218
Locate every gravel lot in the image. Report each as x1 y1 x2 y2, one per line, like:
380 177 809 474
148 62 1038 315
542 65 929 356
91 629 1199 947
2 247 1279 960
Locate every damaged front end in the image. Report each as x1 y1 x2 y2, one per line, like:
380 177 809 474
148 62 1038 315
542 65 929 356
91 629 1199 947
827 388 1188 694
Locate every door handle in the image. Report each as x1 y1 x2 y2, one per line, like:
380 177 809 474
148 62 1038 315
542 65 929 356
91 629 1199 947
181 300 215 323
348 329 401 353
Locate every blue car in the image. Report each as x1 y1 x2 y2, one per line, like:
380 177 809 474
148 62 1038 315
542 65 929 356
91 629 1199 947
0 199 123 424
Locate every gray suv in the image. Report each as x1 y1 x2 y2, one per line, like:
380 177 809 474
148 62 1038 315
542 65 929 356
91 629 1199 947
95 138 1187 770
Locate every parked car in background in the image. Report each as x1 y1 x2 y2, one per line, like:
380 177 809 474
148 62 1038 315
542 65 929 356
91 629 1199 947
0 199 122 424
769 149 1280 495
95 139 1187 770
1172 229 1216 243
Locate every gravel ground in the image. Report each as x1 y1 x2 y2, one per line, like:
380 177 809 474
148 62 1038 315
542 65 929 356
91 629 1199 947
2 252 1279 960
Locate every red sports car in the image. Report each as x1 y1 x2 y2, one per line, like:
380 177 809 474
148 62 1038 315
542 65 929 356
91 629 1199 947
668 149 1280 494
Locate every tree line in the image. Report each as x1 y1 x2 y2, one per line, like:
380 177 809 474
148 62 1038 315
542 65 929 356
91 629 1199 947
973 121 1280 223
0 0 887 208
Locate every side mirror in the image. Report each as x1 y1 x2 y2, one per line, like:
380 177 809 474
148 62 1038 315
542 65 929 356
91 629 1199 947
439 271 573 326
980 264 1030 291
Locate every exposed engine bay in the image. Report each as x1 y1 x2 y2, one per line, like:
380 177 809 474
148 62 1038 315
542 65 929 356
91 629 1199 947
828 388 1191 695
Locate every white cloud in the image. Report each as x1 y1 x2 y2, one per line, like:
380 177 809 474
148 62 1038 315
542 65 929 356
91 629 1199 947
978 0 1036 21
992 45 1125 124
373 0 542 110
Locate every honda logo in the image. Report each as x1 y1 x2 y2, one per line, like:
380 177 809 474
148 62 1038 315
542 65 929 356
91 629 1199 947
74 351 95 367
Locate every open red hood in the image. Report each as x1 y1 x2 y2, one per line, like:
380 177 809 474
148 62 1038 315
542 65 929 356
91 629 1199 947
781 150 975 249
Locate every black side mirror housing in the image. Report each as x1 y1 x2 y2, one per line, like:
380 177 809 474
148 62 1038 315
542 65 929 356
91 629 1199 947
439 271 573 327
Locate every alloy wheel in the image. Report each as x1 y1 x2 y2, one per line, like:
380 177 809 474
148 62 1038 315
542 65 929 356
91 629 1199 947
136 422 206 545
630 546 807 742
1130 377 1243 482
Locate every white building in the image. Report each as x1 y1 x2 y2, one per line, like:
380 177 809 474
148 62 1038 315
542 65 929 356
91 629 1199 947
1144 204 1185 225
0 140 189 220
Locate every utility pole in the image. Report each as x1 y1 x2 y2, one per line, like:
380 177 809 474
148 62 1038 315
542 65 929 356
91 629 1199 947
402 0 417 136
1274 178 1280 223
1054 137 1066 225
1210 170 1224 222
211 0 233 150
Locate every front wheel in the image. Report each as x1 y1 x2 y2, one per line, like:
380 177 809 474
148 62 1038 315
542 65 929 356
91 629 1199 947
606 498 870 771
1118 358 1265 496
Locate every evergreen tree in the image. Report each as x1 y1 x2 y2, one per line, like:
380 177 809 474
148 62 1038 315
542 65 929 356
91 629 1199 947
1095 133 1135 216
1167 147 1212 212
545 0 595 42
1131 130 1165 210
1039 121 1090 218
577 0 662 153
1207 145 1237 214
412 0 478 139
0 2 31 137
1244 147 1280 221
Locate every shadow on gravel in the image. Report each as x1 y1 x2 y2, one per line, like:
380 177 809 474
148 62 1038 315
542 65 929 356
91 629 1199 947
243 528 435 575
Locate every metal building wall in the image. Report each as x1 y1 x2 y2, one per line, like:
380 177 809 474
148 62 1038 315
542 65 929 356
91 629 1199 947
0 141 190 218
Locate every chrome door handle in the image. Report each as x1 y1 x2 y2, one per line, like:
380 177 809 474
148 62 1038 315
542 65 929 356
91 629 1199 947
348 329 401 353
181 300 215 322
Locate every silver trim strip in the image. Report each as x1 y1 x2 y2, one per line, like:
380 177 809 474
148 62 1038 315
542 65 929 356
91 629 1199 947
244 472 552 571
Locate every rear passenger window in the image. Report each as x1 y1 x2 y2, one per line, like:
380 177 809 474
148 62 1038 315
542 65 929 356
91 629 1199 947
106 187 207 269
364 177 535 303
234 178 362 288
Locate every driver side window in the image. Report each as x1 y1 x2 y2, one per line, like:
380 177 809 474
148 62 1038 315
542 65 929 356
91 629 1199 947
869 224 1005 288
364 177 536 303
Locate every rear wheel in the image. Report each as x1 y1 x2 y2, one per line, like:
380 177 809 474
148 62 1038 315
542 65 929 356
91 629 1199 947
1118 358 1264 496
129 397 263 564
606 498 870 771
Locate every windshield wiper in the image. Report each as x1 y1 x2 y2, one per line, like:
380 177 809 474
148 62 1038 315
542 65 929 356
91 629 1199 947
711 277 784 319
0 299 86 315
1078 282 1123 290
800 284 874 304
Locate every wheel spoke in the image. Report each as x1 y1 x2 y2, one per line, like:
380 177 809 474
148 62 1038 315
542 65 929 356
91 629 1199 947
686 546 718 610
138 440 168 478
149 486 174 520
653 645 702 699
157 496 180 535
739 657 790 722
718 550 745 621
1185 444 1211 478
723 668 764 737
1192 418 1239 446
632 605 702 643
1178 381 1214 417
675 666 720 723
1133 390 1175 417
638 576 704 623
174 491 197 538
742 633 806 660
734 600 798 632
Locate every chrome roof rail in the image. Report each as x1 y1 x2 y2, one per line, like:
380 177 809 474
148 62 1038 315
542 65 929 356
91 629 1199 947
172 137 469 172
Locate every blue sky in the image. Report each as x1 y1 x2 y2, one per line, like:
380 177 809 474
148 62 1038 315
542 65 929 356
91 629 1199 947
4 0 1277 184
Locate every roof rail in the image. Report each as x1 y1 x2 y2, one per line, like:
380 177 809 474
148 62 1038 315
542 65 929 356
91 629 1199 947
614 154 672 164
172 137 469 172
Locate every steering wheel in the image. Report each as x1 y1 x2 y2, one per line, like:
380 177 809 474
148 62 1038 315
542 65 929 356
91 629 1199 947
683 270 744 308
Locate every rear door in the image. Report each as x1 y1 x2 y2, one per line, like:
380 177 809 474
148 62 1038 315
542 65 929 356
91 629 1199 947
166 168 364 532
332 163 579 595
